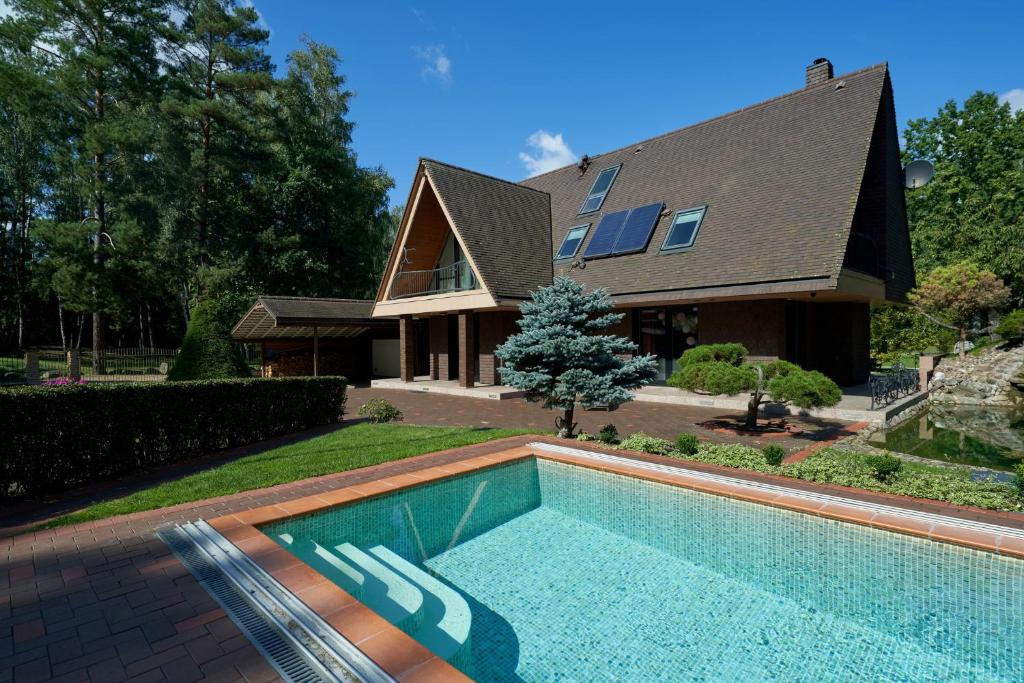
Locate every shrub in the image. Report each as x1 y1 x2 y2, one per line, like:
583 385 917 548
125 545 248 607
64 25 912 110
762 444 786 466
618 432 676 455
675 433 700 456
0 377 347 499
357 398 403 424
598 424 619 444
576 431 596 441
168 297 251 381
687 443 775 470
863 453 904 482
1015 463 1024 500
995 310 1024 343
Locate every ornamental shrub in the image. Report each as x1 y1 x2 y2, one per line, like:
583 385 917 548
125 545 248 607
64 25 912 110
1015 463 1024 500
357 398 403 424
995 310 1024 343
168 296 252 381
598 424 619 444
618 432 676 455
495 277 657 438
576 431 596 442
864 453 903 482
675 433 700 456
762 444 786 466
0 377 347 499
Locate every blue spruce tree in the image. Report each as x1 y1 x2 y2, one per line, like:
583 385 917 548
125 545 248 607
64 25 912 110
495 277 657 437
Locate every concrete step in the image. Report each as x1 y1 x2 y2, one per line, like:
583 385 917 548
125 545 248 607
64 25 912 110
369 545 471 664
335 543 425 634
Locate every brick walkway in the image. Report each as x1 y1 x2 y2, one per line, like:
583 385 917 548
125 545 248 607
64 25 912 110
347 385 855 450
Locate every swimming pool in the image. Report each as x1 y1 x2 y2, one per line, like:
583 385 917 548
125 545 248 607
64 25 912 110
261 456 1023 682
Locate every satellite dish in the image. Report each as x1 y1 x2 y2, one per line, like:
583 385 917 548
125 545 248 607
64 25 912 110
903 159 934 189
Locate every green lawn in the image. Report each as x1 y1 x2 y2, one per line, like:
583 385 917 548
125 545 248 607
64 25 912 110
41 423 532 529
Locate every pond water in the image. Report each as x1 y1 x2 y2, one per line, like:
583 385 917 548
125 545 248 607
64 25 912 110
877 405 1024 472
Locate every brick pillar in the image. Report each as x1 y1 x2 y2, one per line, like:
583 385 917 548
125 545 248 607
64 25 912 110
399 315 416 382
428 316 448 380
477 312 502 385
458 312 475 388
67 350 81 380
24 352 39 382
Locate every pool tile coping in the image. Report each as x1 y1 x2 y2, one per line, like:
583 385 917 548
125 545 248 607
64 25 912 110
205 443 1024 682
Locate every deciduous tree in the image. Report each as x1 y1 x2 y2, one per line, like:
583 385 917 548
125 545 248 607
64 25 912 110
909 262 1011 360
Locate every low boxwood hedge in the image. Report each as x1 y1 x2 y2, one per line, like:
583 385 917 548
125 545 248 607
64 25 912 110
1 377 347 499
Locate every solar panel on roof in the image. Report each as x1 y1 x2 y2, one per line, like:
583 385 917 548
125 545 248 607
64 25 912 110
611 202 663 255
582 210 629 259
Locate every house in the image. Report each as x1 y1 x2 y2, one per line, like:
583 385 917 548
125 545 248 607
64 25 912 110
372 58 914 388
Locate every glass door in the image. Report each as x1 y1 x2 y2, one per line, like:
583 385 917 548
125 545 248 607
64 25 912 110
636 306 699 382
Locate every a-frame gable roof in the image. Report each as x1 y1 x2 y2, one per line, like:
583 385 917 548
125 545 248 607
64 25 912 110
422 159 552 300
520 63 892 297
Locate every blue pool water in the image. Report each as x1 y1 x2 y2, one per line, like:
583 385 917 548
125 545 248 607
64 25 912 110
261 458 1024 682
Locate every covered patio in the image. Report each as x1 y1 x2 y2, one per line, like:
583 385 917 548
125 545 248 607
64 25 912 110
232 296 399 379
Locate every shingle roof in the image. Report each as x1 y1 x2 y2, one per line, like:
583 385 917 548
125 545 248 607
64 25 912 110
232 297 388 340
520 63 890 296
258 296 375 322
422 159 552 299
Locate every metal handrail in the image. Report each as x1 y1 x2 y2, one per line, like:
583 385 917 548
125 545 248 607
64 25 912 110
389 260 478 299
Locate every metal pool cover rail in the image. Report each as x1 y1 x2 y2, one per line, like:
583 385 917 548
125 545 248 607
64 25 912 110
160 521 395 683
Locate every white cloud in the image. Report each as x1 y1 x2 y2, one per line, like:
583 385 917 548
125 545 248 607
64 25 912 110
999 88 1024 112
414 45 452 85
518 130 576 177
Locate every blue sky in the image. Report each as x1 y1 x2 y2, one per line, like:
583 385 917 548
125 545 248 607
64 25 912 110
227 2 1022 204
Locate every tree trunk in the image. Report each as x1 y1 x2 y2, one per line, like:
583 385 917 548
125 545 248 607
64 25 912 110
745 365 766 430
959 327 967 362
745 396 760 430
556 404 577 439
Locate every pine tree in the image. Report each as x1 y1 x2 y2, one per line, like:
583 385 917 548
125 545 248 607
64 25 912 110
2 0 165 367
495 277 657 438
161 0 273 286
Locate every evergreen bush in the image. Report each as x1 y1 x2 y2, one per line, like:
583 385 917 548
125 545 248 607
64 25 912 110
495 277 657 437
864 453 903 482
598 424 619 444
995 310 1024 343
168 296 252 381
762 444 786 466
0 377 347 499
357 398 403 423
675 433 700 456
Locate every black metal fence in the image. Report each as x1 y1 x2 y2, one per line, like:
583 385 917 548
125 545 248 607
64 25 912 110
0 347 179 385
869 362 920 409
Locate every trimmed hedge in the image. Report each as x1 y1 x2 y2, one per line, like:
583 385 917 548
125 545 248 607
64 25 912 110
1 377 347 499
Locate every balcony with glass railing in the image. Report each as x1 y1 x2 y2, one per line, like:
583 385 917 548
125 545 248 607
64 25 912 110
389 260 478 299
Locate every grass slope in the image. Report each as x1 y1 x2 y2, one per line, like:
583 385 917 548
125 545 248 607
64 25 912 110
43 423 531 528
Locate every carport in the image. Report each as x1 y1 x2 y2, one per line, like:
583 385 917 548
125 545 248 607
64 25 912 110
231 296 399 379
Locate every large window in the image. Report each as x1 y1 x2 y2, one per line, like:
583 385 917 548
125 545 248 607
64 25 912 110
636 306 699 381
554 224 590 260
579 164 621 214
661 206 707 252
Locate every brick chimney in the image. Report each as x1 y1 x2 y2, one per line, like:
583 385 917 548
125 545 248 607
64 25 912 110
805 57 833 86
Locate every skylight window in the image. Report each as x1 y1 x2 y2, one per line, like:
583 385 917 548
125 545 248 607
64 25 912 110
661 207 706 252
578 164 621 214
555 224 590 260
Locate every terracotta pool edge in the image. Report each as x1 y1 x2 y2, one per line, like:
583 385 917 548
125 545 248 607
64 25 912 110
205 442 1024 682
208 446 537 682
